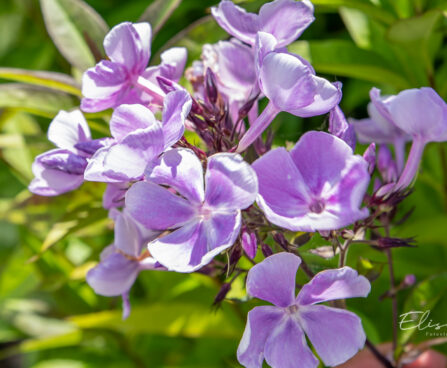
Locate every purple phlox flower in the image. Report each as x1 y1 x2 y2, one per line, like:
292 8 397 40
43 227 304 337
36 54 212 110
238 252 371 368
125 148 258 272
29 109 109 196
86 208 163 318
189 39 259 125
376 87 447 190
329 105 356 150
81 21 187 112
377 144 398 184
212 0 314 48
84 89 192 182
241 226 258 259
252 131 370 232
363 142 376 176
350 88 411 173
237 32 342 152
103 182 130 209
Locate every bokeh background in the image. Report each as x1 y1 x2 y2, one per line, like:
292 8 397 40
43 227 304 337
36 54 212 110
0 0 446 367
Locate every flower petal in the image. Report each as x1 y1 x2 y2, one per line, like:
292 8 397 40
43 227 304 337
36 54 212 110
297 267 371 306
86 252 140 296
259 0 314 47
145 148 205 204
247 252 300 307
47 110 91 150
264 316 319 368
159 47 187 82
205 153 258 210
110 104 157 141
237 306 285 368
104 22 151 73
161 89 191 148
113 209 143 257
252 147 312 231
211 0 259 46
126 181 195 230
148 212 241 272
299 305 366 366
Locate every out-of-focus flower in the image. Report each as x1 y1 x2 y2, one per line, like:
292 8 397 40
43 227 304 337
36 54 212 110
252 131 370 231
86 209 163 318
212 0 314 48
29 110 110 196
125 148 258 272
329 105 356 150
238 252 370 368
81 22 186 112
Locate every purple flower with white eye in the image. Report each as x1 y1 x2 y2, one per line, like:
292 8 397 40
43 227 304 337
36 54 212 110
86 208 163 319
125 148 258 272
29 110 110 196
252 131 370 232
237 32 341 152
81 22 187 112
84 89 192 182
238 252 370 368
212 0 314 48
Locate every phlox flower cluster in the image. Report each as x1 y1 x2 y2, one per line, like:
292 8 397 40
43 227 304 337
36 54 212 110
29 1 447 367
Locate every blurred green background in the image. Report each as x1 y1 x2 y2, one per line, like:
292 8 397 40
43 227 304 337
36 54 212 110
0 0 447 367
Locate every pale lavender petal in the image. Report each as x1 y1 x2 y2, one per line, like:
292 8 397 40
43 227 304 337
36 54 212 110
252 147 312 230
110 104 157 141
158 47 187 82
211 0 259 45
122 292 131 320
299 305 366 366
148 212 241 273
145 148 205 204
241 229 257 259
48 110 91 150
237 306 285 368
205 153 258 210
259 0 314 47
329 105 356 150
289 78 341 117
86 252 140 296
161 89 192 148
297 267 371 305
29 151 84 196
113 210 143 257
103 182 128 209
362 142 376 175
384 87 447 142
103 123 164 181
84 146 123 183
264 316 319 368
103 22 151 73
247 252 300 307
259 52 316 113
125 181 195 230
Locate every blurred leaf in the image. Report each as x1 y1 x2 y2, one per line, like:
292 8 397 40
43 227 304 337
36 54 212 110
289 39 411 89
0 68 81 96
139 0 183 35
69 302 243 338
0 84 78 118
339 7 371 49
311 0 396 25
40 0 109 71
0 13 23 59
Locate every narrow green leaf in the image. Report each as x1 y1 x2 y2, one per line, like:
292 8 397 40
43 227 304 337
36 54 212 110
311 0 396 25
40 0 109 71
0 68 81 96
0 84 78 118
288 40 411 89
139 0 183 35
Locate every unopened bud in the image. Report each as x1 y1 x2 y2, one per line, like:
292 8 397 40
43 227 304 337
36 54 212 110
261 243 273 257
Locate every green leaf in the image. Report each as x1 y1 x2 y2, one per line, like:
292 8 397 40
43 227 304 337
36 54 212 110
139 0 183 35
288 39 411 89
0 84 78 118
311 0 396 25
0 68 81 96
69 302 243 338
40 0 109 71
